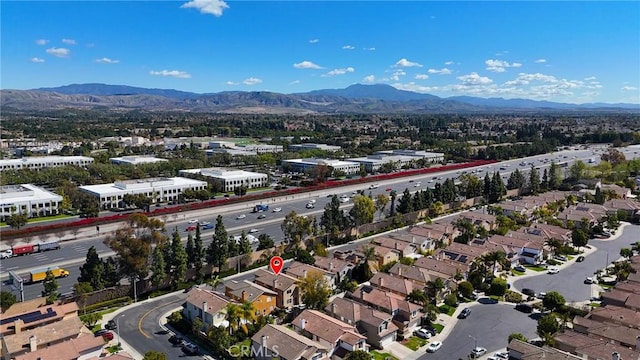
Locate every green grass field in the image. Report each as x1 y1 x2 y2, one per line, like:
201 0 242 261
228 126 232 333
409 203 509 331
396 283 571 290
403 336 427 350
371 351 398 360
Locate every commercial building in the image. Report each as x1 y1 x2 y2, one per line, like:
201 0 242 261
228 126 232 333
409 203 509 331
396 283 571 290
179 168 268 192
347 150 445 172
281 158 360 175
79 177 207 209
109 155 168 165
0 184 63 221
207 141 284 156
288 143 342 152
0 156 94 171
374 149 445 162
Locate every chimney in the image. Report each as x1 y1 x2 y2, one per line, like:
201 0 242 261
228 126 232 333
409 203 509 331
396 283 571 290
378 276 384 287
261 335 268 350
300 318 306 330
29 335 37 352
273 278 278 289
329 261 334 272
331 302 336 315
303 269 307 278
636 335 640 351
428 231 431 239
395 242 400 250
241 290 247 302
14 319 23 334
612 352 620 360
398 266 402 276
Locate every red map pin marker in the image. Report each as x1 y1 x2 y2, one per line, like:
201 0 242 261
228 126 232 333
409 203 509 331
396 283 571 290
270 256 284 275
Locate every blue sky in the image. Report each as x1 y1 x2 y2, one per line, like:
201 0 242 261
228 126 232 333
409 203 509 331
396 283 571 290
2 1 639 104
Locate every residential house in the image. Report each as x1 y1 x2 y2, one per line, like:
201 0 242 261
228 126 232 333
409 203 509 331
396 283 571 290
313 256 355 284
572 316 640 349
369 272 416 298
604 198 640 218
523 224 572 244
253 269 301 310
587 305 640 329
292 310 368 358
554 329 640 360
224 280 277 316
507 339 583 360
434 242 486 267
601 289 640 311
13 333 104 360
469 236 521 268
389 233 436 253
558 205 606 226
388 262 448 288
0 302 80 336
349 285 421 336
356 244 401 269
413 257 468 280
325 297 399 349
284 261 337 290
409 223 459 247
251 324 329 360
488 234 545 265
371 236 419 258
183 287 230 330
456 211 497 231
601 184 632 199
499 202 535 218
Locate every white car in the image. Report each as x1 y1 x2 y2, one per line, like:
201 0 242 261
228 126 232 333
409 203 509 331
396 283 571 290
308 199 316 204
547 267 560 274
272 207 282 213
414 182 421 187
0 249 13 259
306 203 315 209
236 214 246 220
426 341 442 352
187 219 199 224
249 228 259 234
413 328 432 339
471 347 487 358
494 351 509 359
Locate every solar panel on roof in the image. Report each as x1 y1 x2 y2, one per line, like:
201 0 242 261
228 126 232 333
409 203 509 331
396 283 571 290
0 310 42 326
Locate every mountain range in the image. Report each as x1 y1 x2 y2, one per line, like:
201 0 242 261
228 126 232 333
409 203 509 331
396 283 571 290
1 83 638 114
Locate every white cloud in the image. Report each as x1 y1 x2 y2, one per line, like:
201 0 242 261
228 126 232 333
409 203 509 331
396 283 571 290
393 58 423 68
62 38 76 45
181 0 229 17
363 75 375 83
392 82 438 93
35 39 49 46
289 80 300 85
535 59 547 63
243 77 262 85
30 57 45 63
95 57 120 64
293 60 323 69
457 72 492 85
324 67 355 77
444 61 454 65
46 47 70 58
622 86 638 91
415 74 429 80
485 59 522 73
584 76 597 81
342 45 355 50
504 72 558 86
149 70 191 78
225 81 239 85
364 47 376 51
309 39 319 44
427 67 452 75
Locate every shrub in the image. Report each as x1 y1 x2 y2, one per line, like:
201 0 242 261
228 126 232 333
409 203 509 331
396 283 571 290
444 293 458 307
504 290 523 304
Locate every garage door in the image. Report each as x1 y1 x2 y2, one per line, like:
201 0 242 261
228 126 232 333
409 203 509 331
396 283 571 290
379 333 395 347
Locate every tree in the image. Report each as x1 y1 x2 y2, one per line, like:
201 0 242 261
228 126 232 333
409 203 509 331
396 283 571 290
185 232 195 268
281 211 313 251
0 291 17 311
345 350 370 360
396 188 413 214
537 314 560 342
321 195 347 234
569 161 587 181
571 228 589 248
238 230 253 256
507 169 526 191
207 215 229 272
542 291 566 313
73 282 93 314
6 212 28 230
207 325 233 354
233 184 248 196
142 351 167 360
488 277 508 297
426 278 445 303
508 333 528 342
529 166 540 195
193 225 205 283
458 281 474 299
42 270 59 304
151 244 167 290
594 186 605 205
257 233 275 250
601 148 626 166
239 300 256 331
389 190 397 217
375 193 389 220
297 270 332 310
407 289 428 306
78 246 105 291
548 162 562 189
349 195 376 226
620 248 634 259
224 303 241 334
482 250 507 275
169 228 188 285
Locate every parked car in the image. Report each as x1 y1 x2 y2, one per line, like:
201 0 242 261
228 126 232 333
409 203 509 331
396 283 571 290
105 320 117 330
101 331 114 341
94 329 109 337
458 307 471 319
547 267 560 274
168 335 183 346
471 347 487 358
522 288 536 297
515 303 533 313
182 343 199 355
584 277 596 284
426 341 443 352
494 352 509 360
576 255 585 262
554 255 568 262
537 292 547 300
514 265 526 272
413 327 432 339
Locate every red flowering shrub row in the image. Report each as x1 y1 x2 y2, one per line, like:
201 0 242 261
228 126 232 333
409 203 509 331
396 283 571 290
1 160 495 240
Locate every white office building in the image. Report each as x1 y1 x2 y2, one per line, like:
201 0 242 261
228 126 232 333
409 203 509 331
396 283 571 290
288 143 342 152
208 141 284 156
0 156 94 171
180 168 269 192
79 177 207 209
0 184 63 220
109 156 168 165
281 158 361 175
349 150 445 172
374 150 445 162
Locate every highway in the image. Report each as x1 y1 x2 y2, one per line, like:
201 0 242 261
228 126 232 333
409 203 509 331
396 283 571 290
1 144 638 300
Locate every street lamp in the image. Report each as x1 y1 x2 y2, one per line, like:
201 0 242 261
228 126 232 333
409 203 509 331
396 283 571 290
469 334 478 350
116 314 124 347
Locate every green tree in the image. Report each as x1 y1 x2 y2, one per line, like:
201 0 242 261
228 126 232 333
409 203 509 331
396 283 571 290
185 232 195 268
542 291 566 313
233 184 248 196
193 225 205 283
238 230 253 256
620 248 634 259
349 194 376 226
389 190 397 217
320 195 347 234
548 162 562 189
458 281 474 299
257 233 275 250
207 326 233 354
169 228 188 285
6 212 28 230
569 160 587 181
507 169 526 191
407 289 428 306
239 300 256 331
43 270 59 304
142 351 167 360
0 291 17 311
594 186 605 204
345 350 370 360
297 270 332 310
73 282 93 314
396 188 413 214
537 314 560 343
571 228 589 248
78 246 105 291
224 303 241 334
488 277 508 297
281 211 313 251
207 215 229 272
508 333 528 343
529 166 540 195
375 193 389 220
151 244 166 290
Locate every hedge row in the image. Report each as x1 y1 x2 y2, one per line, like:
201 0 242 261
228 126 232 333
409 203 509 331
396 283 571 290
82 296 132 314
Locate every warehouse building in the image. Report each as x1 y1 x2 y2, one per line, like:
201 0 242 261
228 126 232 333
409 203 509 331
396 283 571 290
0 184 63 221
0 156 94 171
79 177 207 209
180 168 269 192
374 149 445 162
109 155 168 165
281 158 361 175
288 143 342 152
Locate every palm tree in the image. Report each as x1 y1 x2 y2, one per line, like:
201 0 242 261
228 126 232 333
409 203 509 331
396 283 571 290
240 300 256 333
224 303 241 335
482 251 507 275
407 289 428 306
426 278 445 303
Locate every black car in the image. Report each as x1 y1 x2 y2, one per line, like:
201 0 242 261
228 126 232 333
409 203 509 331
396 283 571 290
105 320 117 330
458 308 471 319
169 335 183 346
515 303 533 313
94 329 109 337
576 255 585 262
522 288 536 297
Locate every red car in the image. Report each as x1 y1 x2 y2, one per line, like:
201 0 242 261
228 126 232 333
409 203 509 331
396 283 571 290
101 331 114 341
185 225 197 231
385 187 393 192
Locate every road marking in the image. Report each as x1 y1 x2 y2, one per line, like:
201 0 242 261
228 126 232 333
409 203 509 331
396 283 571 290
138 299 182 338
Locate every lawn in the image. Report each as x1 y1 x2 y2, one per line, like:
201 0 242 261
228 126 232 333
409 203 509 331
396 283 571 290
512 269 525 276
590 302 601 307
371 350 398 360
402 336 427 351
432 323 444 333
525 265 547 272
438 304 456 316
